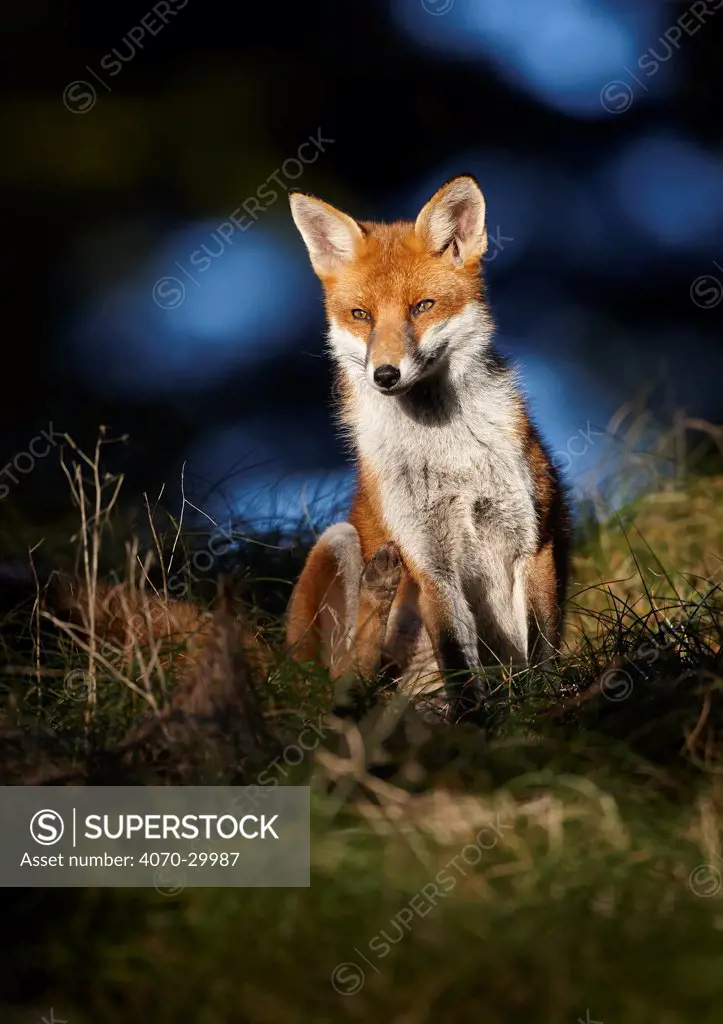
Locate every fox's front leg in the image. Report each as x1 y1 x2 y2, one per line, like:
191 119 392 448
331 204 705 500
418 579 484 724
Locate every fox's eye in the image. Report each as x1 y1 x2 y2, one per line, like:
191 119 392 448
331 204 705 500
412 299 435 316
351 308 371 321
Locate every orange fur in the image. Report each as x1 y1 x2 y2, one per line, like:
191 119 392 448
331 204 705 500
285 539 350 670
286 177 571 706
349 460 390 562
321 221 483 370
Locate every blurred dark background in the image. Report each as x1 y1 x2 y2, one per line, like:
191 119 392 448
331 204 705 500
2 0 723 532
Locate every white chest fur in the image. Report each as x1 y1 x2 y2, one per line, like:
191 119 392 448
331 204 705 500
349 366 539 585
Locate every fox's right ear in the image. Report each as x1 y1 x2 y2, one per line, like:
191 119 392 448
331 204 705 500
289 193 364 278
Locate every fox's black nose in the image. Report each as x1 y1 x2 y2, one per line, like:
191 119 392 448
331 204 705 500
373 364 401 390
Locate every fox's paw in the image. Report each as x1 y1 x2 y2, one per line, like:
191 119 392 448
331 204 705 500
446 678 488 728
361 542 403 594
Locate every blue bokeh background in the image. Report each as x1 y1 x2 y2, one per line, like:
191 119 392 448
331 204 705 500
4 0 723 529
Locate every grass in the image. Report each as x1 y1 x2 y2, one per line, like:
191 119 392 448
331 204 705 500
1 422 723 1023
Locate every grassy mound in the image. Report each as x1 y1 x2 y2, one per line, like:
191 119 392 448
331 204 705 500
0 429 722 1023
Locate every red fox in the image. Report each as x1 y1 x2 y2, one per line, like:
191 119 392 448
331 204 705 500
285 175 571 722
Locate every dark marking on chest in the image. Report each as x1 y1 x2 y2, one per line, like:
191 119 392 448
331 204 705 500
473 497 494 523
399 464 414 491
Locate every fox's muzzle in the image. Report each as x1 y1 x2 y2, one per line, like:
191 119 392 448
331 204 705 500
366 323 413 393
372 364 401 391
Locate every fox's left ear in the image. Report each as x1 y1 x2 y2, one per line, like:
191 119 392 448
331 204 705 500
415 175 487 265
